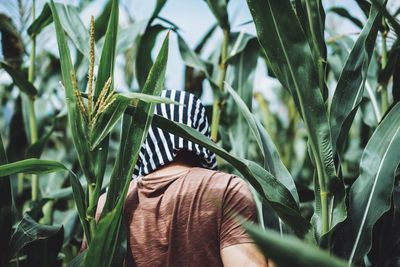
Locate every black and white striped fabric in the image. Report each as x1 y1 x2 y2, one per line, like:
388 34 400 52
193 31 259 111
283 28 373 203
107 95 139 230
133 90 217 178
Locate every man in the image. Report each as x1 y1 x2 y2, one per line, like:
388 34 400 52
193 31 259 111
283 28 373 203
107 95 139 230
97 90 270 266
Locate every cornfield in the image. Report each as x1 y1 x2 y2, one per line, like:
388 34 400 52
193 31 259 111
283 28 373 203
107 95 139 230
0 0 399 266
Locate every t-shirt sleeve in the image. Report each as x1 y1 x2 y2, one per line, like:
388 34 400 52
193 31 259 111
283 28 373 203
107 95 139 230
220 176 258 249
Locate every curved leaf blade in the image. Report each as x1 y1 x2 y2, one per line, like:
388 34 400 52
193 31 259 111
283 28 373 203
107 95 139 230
244 223 350 267
152 115 311 237
329 0 386 153
246 0 343 236
206 0 230 31
0 61 38 97
225 83 300 205
341 103 400 263
9 214 63 258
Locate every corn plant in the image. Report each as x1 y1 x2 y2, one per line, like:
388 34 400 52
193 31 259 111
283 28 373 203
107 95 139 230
1 0 400 266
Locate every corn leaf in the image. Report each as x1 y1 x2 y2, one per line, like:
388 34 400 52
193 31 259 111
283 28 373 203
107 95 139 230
0 158 66 175
226 36 258 159
337 103 400 263
152 115 311 237
244 223 350 267
49 0 96 183
226 32 256 61
28 3 95 62
177 35 218 90
84 34 169 267
295 0 328 99
329 0 386 154
87 0 119 220
225 83 300 205
0 61 38 97
136 24 167 88
0 157 89 243
328 7 364 29
206 0 230 31
9 214 63 258
246 0 344 237
0 135 12 266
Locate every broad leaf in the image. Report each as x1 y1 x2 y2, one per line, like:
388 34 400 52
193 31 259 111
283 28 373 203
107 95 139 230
246 0 343 237
84 34 170 267
28 3 96 62
0 135 12 266
206 0 230 31
338 103 400 263
244 223 349 267
8 214 63 257
177 34 218 89
225 84 299 205
0 158 66 176
152 115 311 237
330 0 386 154
50 0 96 186
0 61 38 96
328 7 364 29
136 25 166 88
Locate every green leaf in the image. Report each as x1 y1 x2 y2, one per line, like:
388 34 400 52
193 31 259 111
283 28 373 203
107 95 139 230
244 223 350 267
206 0 230 31
89 95 131 150
84 209 125 267
178 35 213 77
370 0 400 35
85 34 170 267
95 0 119 97
151 0 167 22
28 3 95 62
8 214 63 257
67 251 86 267
27 3 52 37
0 14 24 69
330 0 386 154
136 24 167 88
226 32 256 61
0 134 12 266
225 83 300 205
328 7 364 29
49 0 96 184
88 92 176 150
0 61 38 97
295 0 328 98
177 35 218 89
26 126 55 158
378 38 400 85
152 115 311 237
226 36 258 159
339 103 400 263
246 0 343 236
0 158 66 176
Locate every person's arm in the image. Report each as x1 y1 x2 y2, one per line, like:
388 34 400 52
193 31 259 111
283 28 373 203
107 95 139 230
221 243 272 267
219 176 273 267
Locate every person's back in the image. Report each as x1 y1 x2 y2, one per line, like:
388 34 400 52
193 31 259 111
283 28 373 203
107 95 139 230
124 164 260 266
94 90 271 266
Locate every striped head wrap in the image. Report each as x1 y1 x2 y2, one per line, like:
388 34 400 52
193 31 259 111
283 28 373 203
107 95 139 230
133 89 217 178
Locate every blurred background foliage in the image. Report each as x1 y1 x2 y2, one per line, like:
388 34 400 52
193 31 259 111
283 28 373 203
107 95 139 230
0 0 400 266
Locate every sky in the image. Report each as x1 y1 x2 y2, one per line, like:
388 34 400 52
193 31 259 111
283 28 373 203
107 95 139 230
1 0 398 106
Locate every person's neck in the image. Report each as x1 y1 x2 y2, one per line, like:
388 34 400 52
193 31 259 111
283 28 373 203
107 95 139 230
145 161 193 178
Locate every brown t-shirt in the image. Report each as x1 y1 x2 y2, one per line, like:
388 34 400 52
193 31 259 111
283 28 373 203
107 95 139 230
123 167 257 267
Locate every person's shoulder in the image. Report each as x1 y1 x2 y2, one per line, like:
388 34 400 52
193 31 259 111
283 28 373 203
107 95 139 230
188 167 248 189
189 167 235 180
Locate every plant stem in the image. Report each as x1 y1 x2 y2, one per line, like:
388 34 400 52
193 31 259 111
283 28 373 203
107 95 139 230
88 183 96 241
211 29 229 142
29 0 39 201
381 22 389 113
